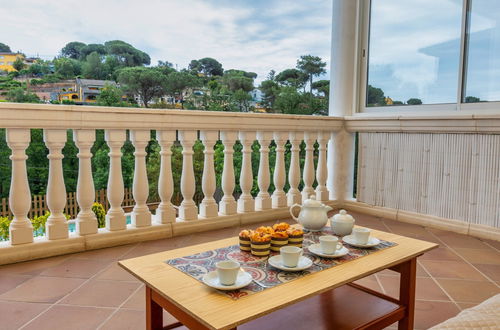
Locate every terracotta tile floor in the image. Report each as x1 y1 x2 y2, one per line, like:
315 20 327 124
0 212 498 330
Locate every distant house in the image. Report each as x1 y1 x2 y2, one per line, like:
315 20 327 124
0 52 24 72
57 78 122 104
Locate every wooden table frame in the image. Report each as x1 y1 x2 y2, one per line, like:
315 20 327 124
119 228 436 330
144 257 417 330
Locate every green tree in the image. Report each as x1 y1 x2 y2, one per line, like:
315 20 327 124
118 67 166 108
28 61 51 77
465 96 480 103
367 85 386 106
232 89 252 112
274 87 326 115
407 98 422 105
223 74 254 93
82 52 107 80
6 88 40 103
296 55 327 93
54 58 82 79
13 57 25 72
188 58 223 77
276 69 307 89
0 42 11 52
104 40 150 66
61 41 87 59
259 79 280 110
311 80 329 97
96 84 123 106
164 71 200 108
79 43 107 60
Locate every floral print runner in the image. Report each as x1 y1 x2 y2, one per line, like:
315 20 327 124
165 227 397 299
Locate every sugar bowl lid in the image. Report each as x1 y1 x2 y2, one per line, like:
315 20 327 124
331 209 355 223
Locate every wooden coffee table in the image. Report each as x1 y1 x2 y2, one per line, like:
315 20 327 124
119 228 437 330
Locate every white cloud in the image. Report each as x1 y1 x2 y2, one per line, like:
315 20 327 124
0 0 332 83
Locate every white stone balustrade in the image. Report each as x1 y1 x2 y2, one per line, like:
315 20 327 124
287 131 303 206
130 130 152 227
105 130 127 231
315 131 330 202
44 129 69 240
219 131 238 215
301 131 316 201
237 131 256 213
73 129 97 235
155 130 176 224
255 131 272 211
178 130 198 221
272 132 287 208
200 131 218 218
6 128 33 245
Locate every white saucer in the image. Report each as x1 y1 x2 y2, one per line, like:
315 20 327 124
308 243 349 258
268 255 313 271
343 235 381 248
202 270 252 290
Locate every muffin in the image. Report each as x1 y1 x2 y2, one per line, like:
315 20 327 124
270 230 288 252
250 231 272 257
239 229 253 252
287 226 304 247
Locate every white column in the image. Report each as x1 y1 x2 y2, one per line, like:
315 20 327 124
272 132 287 208
315 131 330 202
73 129 97 235
6 129 33 245
219 131 237 215
130 130 152 227
178 130 198 221
301 131 316 201
287 131 303 206
237 131 256 213
199 131 218 218
105 130 126 231
328 0 358 201
154 130 176 224
44 129 68 240
255 131 272 210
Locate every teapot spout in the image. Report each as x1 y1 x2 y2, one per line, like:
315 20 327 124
324 205 333 212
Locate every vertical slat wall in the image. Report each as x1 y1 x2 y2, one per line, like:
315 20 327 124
358 132 500 228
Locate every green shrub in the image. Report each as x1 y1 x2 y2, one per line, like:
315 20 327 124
0 217 11 240
92 202 106 228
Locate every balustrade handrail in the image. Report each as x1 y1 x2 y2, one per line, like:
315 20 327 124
0 103 343 132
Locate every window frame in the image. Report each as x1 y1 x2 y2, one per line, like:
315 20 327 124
357 0 500 114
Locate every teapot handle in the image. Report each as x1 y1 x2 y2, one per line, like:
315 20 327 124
289 204 301 222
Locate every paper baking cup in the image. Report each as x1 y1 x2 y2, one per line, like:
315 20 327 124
288 235 303 247
239 237 251 251
251 241 270 256
270 237 288 252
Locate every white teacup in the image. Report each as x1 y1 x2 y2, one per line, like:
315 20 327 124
353 227 371 245
319 235 342 254
280 246 303 267
216 260 240 286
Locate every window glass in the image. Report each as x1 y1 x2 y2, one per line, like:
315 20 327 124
366 0 463 107
463 0 500 103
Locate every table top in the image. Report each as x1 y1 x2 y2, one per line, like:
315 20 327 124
119 227 438 330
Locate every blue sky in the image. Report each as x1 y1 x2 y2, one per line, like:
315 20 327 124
0 0 332 84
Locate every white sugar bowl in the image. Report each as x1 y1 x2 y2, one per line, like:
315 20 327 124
330 209 355 236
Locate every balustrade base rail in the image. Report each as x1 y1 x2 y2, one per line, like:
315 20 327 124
0 201 338 266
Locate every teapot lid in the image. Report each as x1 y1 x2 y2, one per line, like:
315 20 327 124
332 209 355 223
302 195 322 207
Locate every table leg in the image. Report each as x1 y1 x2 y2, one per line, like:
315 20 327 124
146 286 163 330
396 258 417 330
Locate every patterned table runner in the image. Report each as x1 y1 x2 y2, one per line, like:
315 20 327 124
165 228 397 299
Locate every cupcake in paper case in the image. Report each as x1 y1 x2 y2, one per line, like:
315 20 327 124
239 229 253 252
270 230 288 252
250 232 272 257
287 226 304 247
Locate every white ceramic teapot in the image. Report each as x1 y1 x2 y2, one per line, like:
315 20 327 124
330 209 355 236
289 196 332 231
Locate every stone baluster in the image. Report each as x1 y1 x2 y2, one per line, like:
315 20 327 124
73 130 97 235
178 131 198 221
237 131 256 213
44 129 68 240
272 132 287 208
315 131 330 202
199 131 218 218
105 130 126 231
287 131 303 206
130 130 152 227
6 129 33 245
219 131 238 215
154 131 176 224
255 131 272 211
301 132 316 201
